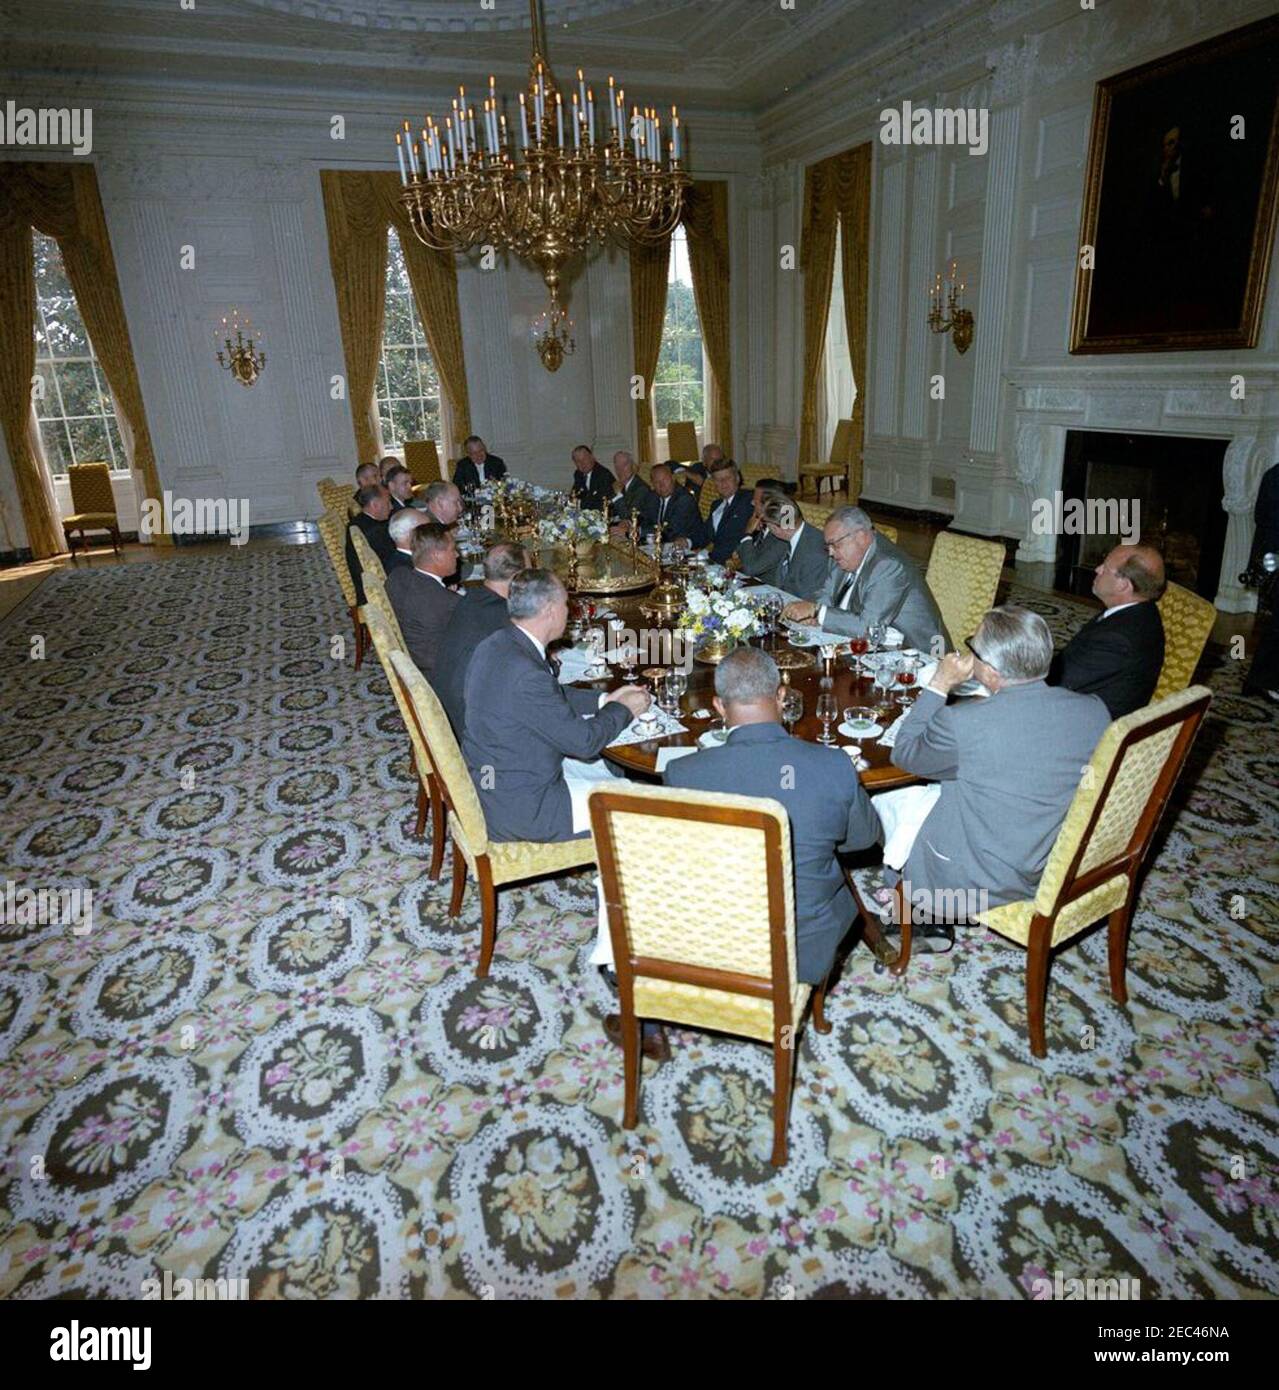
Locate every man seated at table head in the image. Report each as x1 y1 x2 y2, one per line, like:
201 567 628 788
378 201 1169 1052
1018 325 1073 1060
384 463 417 513
353 461 379 503
641 462 701 547
735 491 829 599
386 506 426 571
888 605 1111 917
664 647 881 985
783 506 951 653
695 461 755 564
435 540 528 736
608 450 652 531
681 442 725 495
385 522 460 680
453 434 507 494
1048 543 1166 717
570 444 615 511
463 569 650 842
345 483 395 606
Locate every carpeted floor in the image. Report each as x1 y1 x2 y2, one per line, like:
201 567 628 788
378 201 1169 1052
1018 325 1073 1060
0 543 1275 1299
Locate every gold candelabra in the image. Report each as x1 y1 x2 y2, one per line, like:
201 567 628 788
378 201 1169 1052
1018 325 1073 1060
928 258 974 354
215 309 266 387
531 302 576 372
395 0 688 370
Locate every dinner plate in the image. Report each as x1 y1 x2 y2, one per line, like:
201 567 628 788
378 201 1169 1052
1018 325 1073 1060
838 720 883 739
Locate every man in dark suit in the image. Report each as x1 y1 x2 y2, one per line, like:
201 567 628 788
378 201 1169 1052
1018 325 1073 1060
678 443 725 498
1049 544 1166 717
385 523 460 680
352 461 379 506
608 450 652 531
665 647 881 985
417 479 464 586
570 445 615 512
345 484 395 606
695 462 755 563
735 493 829 600
435 541 528 735
386 508 425 572
385 464 416 513
640 462 701 545
452 435 507 494
463 570 649 842
784 506 950 652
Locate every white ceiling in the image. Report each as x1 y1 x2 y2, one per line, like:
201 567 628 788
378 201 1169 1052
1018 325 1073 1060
1 0 979 112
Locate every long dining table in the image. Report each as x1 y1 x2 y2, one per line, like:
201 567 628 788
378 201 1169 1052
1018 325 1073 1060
560 590 922 790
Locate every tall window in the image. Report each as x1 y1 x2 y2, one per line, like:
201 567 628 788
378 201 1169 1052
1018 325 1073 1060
374 228 441 451
32 232 127 476
653 224 705 439
821 223 856 458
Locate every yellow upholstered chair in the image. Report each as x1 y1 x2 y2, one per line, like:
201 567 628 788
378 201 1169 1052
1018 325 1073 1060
63 462 121 560
1153 582 1215 702
739 464 776 491
874 521 897 544
363 604 448 877
404 439 443 493
587 780 831 1167
317 508 369 671
799 417 852 500
317 478 350 515
390 650 598 977
666 421 699 464
348 525 386 586
926 530 1005 647
922 686 1211 1058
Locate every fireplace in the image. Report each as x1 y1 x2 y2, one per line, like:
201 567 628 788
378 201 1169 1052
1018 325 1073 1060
1054 430 1229 601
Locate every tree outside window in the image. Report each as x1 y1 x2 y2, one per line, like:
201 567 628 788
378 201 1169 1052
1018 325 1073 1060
375 228 441 451
653 225 705 439
32 232 127 477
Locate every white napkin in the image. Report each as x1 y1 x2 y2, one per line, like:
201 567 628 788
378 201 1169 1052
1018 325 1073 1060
655 746 698 773
873 784 942 870
556 646 604 684
879 710 909 748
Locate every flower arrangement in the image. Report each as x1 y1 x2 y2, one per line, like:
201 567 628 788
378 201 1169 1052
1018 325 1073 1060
676 585 764 647
538 508 608 546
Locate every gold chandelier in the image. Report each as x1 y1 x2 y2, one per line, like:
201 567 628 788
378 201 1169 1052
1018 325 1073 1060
395 0 688 368
215 308 266 387
531 302 576 373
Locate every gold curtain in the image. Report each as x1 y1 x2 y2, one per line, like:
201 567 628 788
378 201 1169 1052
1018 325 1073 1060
320 171 388 463
0 161 165 555
683 181 732 456
834 145 872 501
798 145 873 493
629 236 671 464
321 170 472 463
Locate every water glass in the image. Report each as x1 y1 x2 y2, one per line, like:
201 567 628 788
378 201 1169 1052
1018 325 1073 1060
816 692 838 745
781 687 803 731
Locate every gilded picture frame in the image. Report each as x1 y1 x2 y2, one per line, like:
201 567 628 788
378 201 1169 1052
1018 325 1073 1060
1070 15 1279 354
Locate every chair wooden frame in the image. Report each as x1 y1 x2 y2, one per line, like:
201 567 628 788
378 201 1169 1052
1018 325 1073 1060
856 688 1211 1057
588 785 831 1166
63 462 122 562
316 507 370 672
799 417 853 500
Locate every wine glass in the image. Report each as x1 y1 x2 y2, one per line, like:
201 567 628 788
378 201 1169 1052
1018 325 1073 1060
663 667 687 713
819 643 838 689
895 654 921 704
867 621 886 660
874 654 899 720
781 687 803 732
815 691 838 745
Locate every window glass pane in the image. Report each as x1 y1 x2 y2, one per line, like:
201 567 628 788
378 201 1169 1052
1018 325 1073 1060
55 361 100 419
104 416 125 469
374 228 441 448
33 364 57 419
656 226 705 436
68 416 110 466
91 362 116 416
38 420 71 474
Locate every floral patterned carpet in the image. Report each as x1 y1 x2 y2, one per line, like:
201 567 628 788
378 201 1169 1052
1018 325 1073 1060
0 542 1275 1300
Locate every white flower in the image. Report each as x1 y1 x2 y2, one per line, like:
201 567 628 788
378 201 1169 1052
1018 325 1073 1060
685 590 710 616
728 607 753 631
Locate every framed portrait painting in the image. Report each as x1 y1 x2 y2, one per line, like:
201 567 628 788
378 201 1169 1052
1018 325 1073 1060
1070 15 1279 353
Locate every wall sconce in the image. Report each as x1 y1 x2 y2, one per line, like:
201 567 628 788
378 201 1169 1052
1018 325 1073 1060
215 308 267 387
928 259 974 354
530 300 576 372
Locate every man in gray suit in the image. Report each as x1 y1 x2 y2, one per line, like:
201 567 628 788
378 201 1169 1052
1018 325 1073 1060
783 505 950 653
734 492 829 600
886 606 1110 930
607 450 652 531
463 570 650 843
385 523 460 680
665 647 881 985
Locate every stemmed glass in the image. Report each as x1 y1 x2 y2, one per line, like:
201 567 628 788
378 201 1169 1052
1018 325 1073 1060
662 667 687 713
895 654 922 704
816 692 838 745
819 643 838 689
867 621 886 661
781 687 804 733
874 654 899 722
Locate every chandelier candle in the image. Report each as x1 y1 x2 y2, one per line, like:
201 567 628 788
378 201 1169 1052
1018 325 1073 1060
394 0 687 371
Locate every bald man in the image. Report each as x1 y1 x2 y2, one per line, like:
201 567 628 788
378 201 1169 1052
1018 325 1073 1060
1048 543 1166 717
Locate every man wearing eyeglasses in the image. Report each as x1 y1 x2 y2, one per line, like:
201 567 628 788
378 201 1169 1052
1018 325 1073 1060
782 506 949 652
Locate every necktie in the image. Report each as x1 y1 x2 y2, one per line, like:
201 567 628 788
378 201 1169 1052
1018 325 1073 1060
546 653 562 680
659 497 668 527
833 570 856 609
